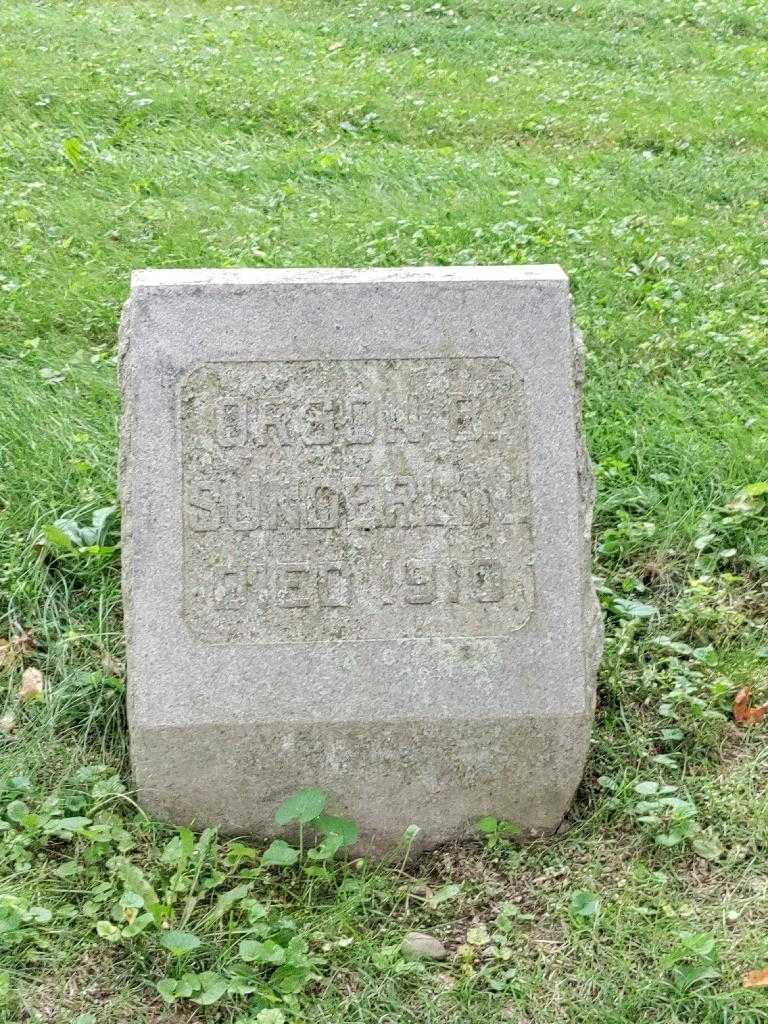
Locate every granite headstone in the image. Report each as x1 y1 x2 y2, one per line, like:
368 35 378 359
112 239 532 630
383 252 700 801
120 266 602 853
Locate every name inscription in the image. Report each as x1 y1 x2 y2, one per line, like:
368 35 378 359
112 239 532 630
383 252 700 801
181 358 533 642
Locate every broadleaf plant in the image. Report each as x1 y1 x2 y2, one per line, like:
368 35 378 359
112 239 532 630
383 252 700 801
267 789 358 866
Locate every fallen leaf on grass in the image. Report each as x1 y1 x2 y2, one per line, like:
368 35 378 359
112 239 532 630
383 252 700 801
101 653 123 677
0 630 35 669
0 642 13 670
18 667 44 702
733 687 768 725
426 883 461 910
743 967 768 987
692 835 724 861
466 925 490 946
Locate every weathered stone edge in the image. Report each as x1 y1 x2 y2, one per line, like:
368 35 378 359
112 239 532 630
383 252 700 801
571 314 604 720
118 293 136 726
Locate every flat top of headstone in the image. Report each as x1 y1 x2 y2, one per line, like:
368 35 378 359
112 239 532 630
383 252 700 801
130 265 568 288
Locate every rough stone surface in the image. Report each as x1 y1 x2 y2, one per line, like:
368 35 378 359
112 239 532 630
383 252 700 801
401 932 448 961
120 266 602 855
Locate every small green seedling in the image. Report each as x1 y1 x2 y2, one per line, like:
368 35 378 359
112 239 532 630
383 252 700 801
475 816 522 850
262 788 359 870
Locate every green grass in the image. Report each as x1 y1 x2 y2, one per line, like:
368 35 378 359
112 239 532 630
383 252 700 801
1 0 768 1020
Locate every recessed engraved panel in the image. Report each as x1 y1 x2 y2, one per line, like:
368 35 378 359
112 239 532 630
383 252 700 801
181 359 533 643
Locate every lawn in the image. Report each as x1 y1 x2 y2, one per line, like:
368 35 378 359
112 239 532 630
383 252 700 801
1 0 768 1021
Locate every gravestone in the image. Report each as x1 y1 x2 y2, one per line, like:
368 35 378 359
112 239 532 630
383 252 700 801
120 266 602 853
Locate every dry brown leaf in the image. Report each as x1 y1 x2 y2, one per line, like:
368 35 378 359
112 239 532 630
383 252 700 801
733 687 768 725
101 652 124 677
733 687 750 722
16 629 35 655
18 666 44 702
0 640 15 670
0 629 35 670
743 967 768 988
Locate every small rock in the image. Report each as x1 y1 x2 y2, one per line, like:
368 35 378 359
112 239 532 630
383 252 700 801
0 711 16 735
401 931 447 961
18 667 44 702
